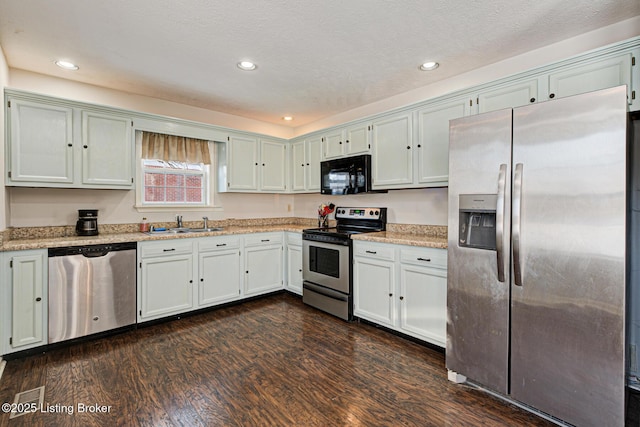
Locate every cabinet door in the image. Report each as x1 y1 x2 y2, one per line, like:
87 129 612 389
8 99 74 184
227 135 259 191
323 129 345 159
345 122 370 155
306 136 322 192
286 244 303 295
416 99 468 185
260 139 287 192
371 112 413 188
199 249 241 307
140 254 193 320
353 256 395 327
548 53 633 103
82 111 133 187
476 79 538 113
9 252 46 350
400 264 447 347
291 140 306 191
244 245 283 297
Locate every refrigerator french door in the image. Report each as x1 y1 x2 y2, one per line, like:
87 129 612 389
447 86 627 427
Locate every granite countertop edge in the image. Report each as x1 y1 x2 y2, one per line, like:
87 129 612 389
0 221 448 251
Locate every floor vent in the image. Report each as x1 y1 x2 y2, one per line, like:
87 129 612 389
9 386 44 419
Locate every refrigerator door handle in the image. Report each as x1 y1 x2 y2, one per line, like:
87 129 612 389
496 163 507 282
512 163 523 286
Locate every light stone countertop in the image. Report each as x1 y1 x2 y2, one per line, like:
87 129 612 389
351 231 448 249
0 219 448 251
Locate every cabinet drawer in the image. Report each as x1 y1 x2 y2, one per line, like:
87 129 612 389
140 239 194 258
354 243 396 261
286 232 302 246
244 232 283 247
400 247 447 269
198 235 241 252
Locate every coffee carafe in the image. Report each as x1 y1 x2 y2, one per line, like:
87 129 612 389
76 209 99 236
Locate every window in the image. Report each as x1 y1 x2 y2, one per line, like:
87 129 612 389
142 159 208 205
135 130 215 210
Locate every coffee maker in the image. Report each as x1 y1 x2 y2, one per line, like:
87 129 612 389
76 209 99 236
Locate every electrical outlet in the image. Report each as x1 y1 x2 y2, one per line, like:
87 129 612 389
287 204 292 212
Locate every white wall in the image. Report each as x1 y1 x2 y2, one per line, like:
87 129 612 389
0 46 8 231
293 188 447 225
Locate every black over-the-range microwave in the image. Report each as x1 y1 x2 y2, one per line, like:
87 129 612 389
320 154 385 195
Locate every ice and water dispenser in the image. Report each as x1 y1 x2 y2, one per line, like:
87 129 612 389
458 194 497 250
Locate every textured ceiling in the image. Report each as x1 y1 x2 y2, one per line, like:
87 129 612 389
1 0 639 127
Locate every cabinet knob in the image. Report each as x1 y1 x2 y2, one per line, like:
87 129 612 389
262 163 265 166
189 280 193 283
67 143 73 147
417 144 421 148
339 141 342 145
399 296 404 300
301 163 305 167
200 278 204 282
549 93 555 99
246 270 249 274
255 162 258 165
299 269 302 272
83 145 88 148
407 146 411 149
35 297 42 302
388 293 393 297
530 97 536 103
346 140 349 143
306 163 310 166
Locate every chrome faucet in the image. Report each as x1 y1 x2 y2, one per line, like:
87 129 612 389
176 215 183 228
202 216 209 229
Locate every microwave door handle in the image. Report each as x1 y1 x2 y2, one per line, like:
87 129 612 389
496 164 507 283
512 163 524 287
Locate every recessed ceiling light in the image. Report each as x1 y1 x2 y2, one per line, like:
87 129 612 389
55 60 79 71
419 61 439 71
237 61 257 71
283 116 293 121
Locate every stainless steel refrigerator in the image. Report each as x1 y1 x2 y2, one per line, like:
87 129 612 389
447 86 628 427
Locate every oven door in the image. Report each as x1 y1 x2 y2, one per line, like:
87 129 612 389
302 239 350 294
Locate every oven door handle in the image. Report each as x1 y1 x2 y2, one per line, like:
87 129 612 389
303 281 348 302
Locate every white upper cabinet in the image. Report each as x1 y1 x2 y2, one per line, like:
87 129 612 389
415 97 469 186
548 52 634 105
260 139 287 192
7 98 74 185
226 134 259 191
344 122 371 156
82 110 133 187
290 136 321 193
222 135 288 193
322 128 345 159
474 78 540 114
371 111 413 189
5 93 134 189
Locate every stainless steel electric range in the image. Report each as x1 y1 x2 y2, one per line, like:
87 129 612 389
302 207 387 320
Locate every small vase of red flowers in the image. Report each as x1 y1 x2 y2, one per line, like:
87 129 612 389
318 202 335 228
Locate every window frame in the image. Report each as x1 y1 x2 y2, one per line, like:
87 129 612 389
134 130 222 213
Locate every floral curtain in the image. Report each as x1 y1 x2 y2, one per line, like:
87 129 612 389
141 132 211 165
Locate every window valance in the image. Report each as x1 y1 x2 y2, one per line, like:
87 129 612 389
141 132 211 165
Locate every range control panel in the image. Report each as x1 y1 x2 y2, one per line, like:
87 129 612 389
335 207 385 220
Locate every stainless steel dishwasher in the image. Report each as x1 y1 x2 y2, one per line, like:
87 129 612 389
48 242 137 344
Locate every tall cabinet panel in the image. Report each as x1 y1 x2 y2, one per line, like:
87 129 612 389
291 140 306 191
1 250 48 355
82 111 133 186
416 99 468 186
8 99 74 184
371 112 413 188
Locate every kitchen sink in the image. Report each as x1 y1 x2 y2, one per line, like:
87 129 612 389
188 227 224 232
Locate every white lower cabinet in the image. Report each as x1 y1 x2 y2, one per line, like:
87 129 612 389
353 241 447 347
138 239 195 321
243 233 284 297
1 250 48 355
285 232 303 295
198 236 242 307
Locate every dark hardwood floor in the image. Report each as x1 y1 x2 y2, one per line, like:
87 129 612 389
0 293 554 426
